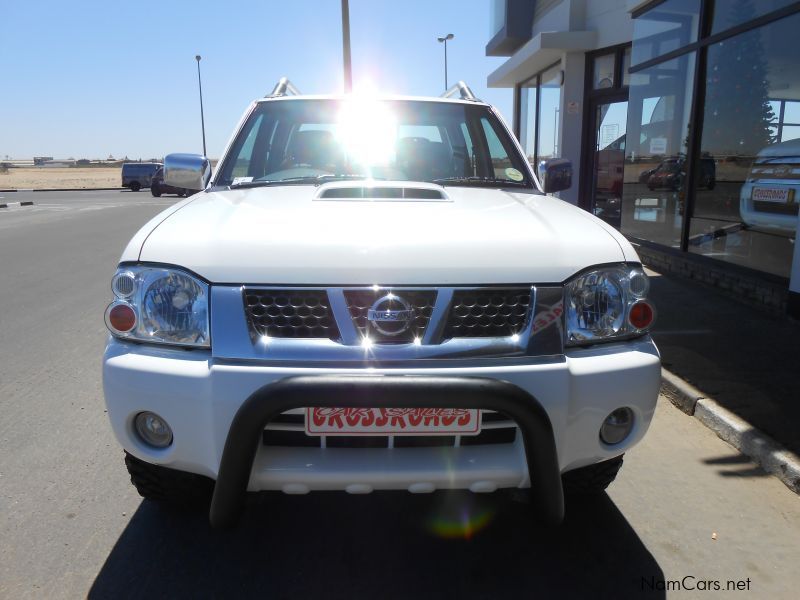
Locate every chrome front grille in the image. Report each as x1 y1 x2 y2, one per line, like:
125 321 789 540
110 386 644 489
243 289 340 339
217 284 563 361
753 200 799 215
443 289 532 338
344 289 436 343
262 410 518 449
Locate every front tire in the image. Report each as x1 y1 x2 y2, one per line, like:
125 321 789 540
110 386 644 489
562 455 624 495
124 452 213 508
150 184 161 197
130 181 141 192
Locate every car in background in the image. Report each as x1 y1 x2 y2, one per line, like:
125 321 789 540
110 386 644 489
638 167 656 184
121 162 162 192
646 156 715 191
150 167 190 197
740 138 800 235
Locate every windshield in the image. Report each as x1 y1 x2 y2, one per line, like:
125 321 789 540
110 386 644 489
215 99 534 189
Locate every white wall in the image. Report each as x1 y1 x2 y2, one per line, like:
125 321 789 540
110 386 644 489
586 0 634 48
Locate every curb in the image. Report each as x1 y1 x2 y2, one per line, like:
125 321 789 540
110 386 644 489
0 188 124 192
661 367 800 495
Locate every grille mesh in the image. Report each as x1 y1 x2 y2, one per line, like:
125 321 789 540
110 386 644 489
753 200 799 215
244 289 339 339
344 290 436 342
444 289 531 338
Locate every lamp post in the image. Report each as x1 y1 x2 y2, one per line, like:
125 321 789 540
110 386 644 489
195 55 207 157
437 33 454 91
341 0 352 93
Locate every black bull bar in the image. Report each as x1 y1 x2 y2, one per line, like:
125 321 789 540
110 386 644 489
210 375 565 529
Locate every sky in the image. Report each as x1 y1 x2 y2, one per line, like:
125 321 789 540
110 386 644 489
0 0 512 160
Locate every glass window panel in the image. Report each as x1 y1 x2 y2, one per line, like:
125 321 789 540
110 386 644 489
622 47 632 87
631 0 700 66
518 76 537 166
481 117 513 178
398 125 442 142
691 11 800 277
621 53 696 247
784 101 800 124
231 114 265 178
593 100 628 228
782 125 800 142
490 0 506 37
711 0 797 35
593 53 616 89
537 66 562 160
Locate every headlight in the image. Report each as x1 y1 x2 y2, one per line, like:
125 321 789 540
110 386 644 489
565 265 654 346
104 266 210 348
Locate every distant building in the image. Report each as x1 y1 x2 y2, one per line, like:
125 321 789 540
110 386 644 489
33 156 54 166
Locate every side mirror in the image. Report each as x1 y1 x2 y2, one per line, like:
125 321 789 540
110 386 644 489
164 153 211 191
538 158 572 194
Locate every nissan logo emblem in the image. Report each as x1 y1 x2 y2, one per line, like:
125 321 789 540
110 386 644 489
367 293 415 336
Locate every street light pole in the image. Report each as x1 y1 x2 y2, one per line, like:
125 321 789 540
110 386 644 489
195 55 207 157
341 0 352 93
437 33 454 91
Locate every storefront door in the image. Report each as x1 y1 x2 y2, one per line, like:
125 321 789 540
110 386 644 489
589 98 628 228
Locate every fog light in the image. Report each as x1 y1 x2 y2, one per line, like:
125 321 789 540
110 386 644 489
134 411 173 448
600 407 634 445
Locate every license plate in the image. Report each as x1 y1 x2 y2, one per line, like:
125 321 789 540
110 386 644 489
752 187 793 203
305 407 481 436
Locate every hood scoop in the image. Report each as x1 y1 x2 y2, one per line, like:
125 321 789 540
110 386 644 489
315 181 450 202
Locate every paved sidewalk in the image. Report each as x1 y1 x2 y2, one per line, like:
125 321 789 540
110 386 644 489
647 267 800 457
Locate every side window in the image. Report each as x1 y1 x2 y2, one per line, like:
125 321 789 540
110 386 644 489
231 114 264 178
459 123 476 176
480 117 513 178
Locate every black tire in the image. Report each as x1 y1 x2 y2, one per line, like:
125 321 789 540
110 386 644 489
124 451 214 508
130 181 141 192
150 184 161 197
562 455 624 495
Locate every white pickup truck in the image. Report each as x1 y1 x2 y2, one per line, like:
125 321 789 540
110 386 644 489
102 80 660 528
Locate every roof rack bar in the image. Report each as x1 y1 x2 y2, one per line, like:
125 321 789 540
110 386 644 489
267 77 301 98
441 81 478 101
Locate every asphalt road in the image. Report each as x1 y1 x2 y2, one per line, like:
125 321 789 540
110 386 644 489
1 190 799 599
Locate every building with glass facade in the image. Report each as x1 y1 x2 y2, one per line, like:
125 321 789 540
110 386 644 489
487 0 800 317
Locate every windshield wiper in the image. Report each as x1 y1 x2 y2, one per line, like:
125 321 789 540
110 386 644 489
230 174 374 189
432 176 529 188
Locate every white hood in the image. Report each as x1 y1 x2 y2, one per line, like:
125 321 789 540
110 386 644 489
130 186 631 284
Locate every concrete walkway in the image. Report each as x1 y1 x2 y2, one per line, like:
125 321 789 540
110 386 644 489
647 266 800 476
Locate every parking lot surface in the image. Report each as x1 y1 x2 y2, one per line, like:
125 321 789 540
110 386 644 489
1 191 799 599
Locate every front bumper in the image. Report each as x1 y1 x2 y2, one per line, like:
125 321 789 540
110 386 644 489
211 375 564 528
103 337 661 508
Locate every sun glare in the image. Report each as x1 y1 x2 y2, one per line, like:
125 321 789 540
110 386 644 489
336 96 397 172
